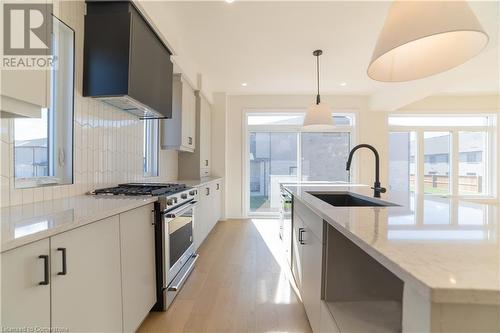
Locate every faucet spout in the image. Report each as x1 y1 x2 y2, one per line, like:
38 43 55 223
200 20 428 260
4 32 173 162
346 144 386 198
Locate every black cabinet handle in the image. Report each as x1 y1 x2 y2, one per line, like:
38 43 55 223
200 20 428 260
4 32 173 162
205 160 209 167
216 183 220 190
57 248 67 275
188 137 193 145
38 255 49 285
298 228 305 245
206 187 210 196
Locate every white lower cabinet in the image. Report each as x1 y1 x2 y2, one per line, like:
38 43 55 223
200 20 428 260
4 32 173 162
1 239 51 329
120 204 156 332
1 204 156 332
292 215 304 290
320 301 340 333
51 215 123 332
194 180 223 251
299 215 323 333
293 207 324 333
212 181 222 223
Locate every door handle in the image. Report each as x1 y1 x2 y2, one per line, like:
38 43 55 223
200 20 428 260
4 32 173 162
298 228 305 245
57 247 67 275
38 255 49 285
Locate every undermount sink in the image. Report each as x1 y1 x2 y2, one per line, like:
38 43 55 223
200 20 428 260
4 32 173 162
308 192 397 207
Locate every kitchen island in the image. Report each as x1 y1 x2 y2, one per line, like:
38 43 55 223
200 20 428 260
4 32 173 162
283 183 500 333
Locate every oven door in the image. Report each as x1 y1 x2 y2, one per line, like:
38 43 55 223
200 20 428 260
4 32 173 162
165 201 197 285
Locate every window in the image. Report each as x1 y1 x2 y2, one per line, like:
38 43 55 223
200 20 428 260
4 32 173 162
459 132 487 195
389 132 416 192
423 132 451 194
246 112 355 215
15 109 50 179
14 18 75 188
249 132 298 213
143 119 159 177
388 115 496 196
301 132 350 182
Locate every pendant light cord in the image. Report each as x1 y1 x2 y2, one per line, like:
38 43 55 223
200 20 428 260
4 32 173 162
315 52 321 105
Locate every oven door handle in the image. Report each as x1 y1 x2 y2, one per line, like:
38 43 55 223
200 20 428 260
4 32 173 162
165 201 197 218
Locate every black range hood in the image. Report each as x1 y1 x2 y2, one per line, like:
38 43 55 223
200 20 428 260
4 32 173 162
83 1 173 119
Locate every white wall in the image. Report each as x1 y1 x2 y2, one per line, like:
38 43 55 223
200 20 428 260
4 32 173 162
223 94 500 218
0 1 178 208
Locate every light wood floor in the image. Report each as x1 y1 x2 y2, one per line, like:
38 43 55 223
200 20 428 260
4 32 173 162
138 219 312 333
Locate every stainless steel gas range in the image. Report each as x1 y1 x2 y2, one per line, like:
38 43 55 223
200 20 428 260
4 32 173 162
92 183 198 311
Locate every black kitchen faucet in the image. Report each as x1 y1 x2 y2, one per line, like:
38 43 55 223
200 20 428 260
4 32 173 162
346 144 387 198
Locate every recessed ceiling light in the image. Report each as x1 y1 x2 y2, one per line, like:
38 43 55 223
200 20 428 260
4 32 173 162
340 82 347 87
225 0 235 3
241 82 248 87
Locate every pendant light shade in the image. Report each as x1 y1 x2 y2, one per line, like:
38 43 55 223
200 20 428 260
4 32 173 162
368 0 489 82
303 50 334 131
303 102 333 131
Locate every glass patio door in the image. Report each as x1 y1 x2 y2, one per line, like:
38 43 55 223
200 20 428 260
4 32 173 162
248 132 298 214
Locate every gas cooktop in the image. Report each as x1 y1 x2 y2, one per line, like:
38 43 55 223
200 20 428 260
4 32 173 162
93 183 189 196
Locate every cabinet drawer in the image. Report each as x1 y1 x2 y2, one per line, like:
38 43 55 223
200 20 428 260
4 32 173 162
200 168 210 177
294 199 323 241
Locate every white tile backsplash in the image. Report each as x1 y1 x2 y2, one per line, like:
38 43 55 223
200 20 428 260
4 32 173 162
0 0 178 208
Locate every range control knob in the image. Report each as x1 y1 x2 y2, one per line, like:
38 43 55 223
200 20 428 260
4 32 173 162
189 190 197 196
167 197 178 206
181 193 188 199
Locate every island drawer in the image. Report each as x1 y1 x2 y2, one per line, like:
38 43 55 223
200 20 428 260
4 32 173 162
294 199 323 240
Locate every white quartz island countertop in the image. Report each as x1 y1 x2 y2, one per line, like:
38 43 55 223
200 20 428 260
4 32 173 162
1 195 157 253
283 183 500 305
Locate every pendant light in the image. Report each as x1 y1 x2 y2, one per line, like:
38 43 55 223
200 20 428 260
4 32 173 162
368 0 489 82
303 50 334 131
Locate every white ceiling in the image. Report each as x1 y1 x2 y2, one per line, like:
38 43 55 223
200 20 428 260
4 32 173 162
139 1 500 104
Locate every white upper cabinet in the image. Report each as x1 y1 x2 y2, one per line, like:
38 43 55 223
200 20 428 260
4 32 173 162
162 74 196 152
199 93 212 177
178 92 213 179
0 70 48 118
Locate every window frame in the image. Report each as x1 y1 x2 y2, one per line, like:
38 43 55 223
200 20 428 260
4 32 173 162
143 119 159 178
243 110 357 217
388 114 497 198
14 17 75 189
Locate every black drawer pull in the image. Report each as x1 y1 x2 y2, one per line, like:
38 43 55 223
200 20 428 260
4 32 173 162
38 255 49 285
57 248 67 275
298 228 305 245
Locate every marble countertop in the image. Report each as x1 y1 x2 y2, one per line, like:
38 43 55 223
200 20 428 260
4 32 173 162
283 184 500 305
1 195 157 253
0 178 223 252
